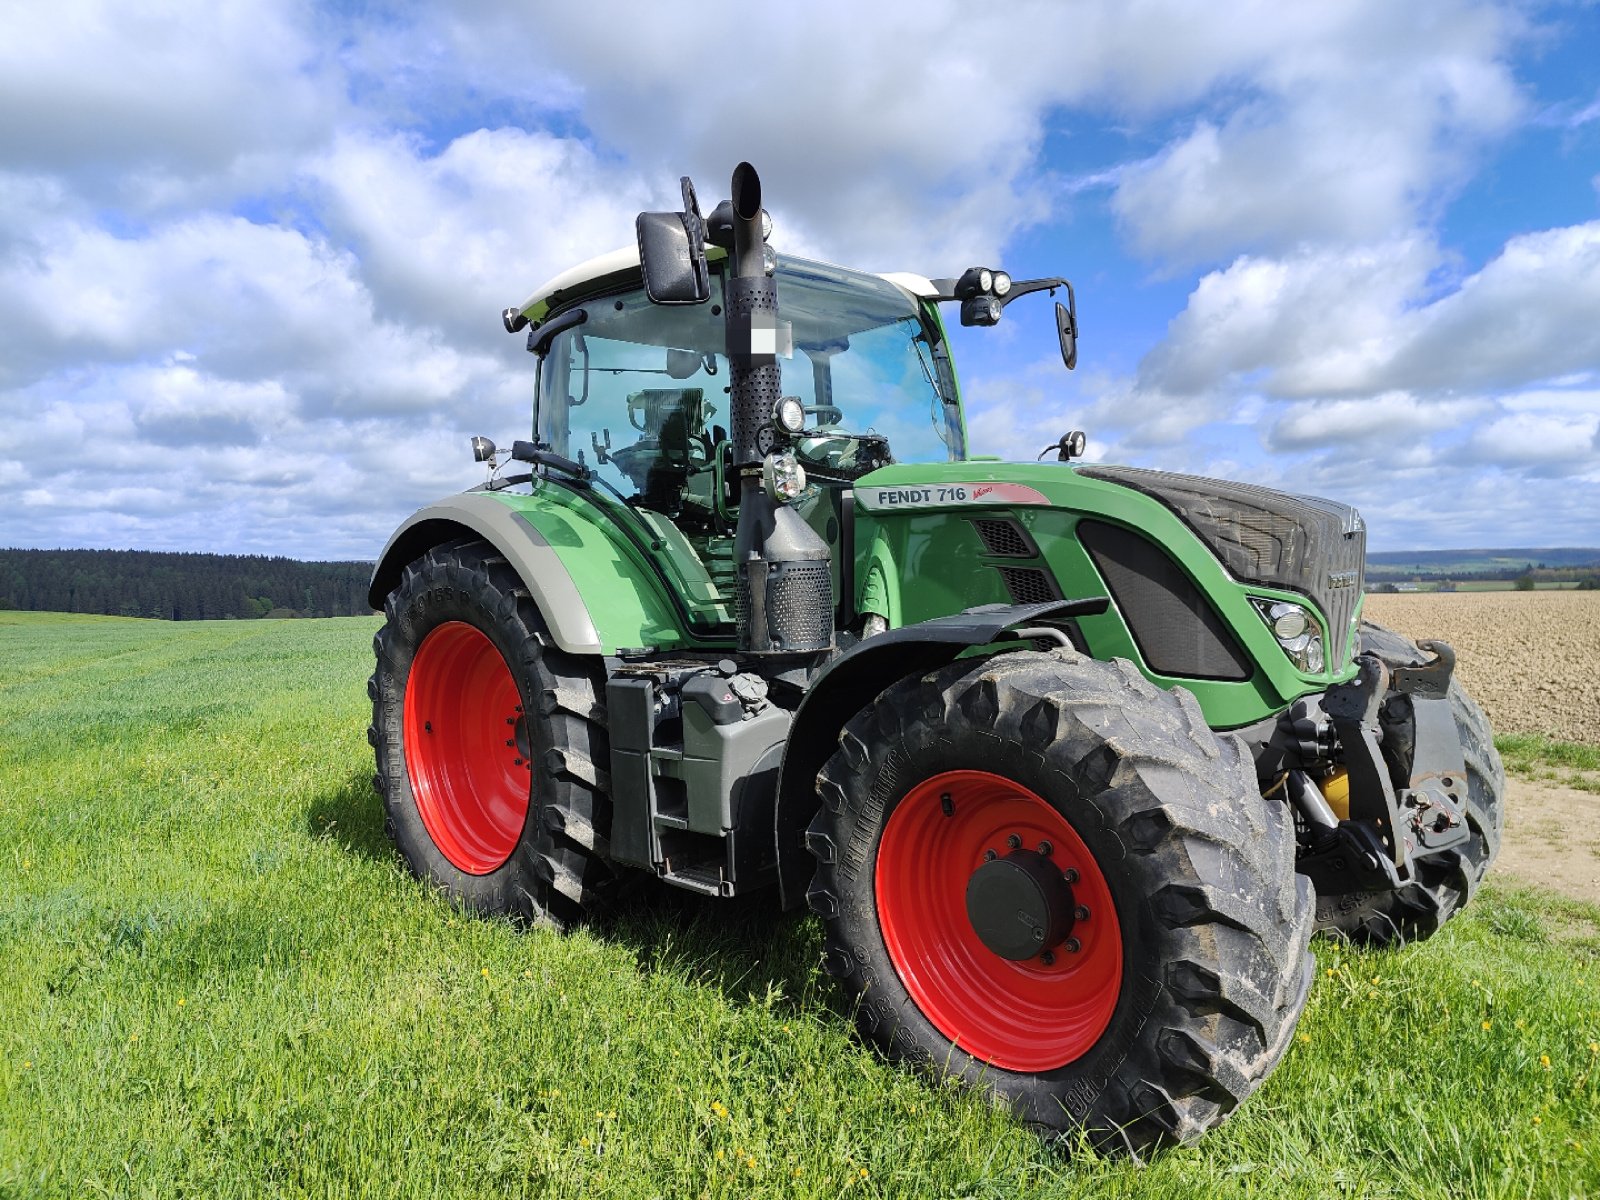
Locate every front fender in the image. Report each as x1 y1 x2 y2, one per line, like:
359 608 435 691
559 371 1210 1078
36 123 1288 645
368 493 602 654
773 598 1108 908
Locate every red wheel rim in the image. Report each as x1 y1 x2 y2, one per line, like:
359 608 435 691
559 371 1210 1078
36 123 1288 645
402 621 531 875
874 769 1122 1071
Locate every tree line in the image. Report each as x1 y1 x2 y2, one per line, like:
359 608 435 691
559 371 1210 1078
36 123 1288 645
0 548 374 621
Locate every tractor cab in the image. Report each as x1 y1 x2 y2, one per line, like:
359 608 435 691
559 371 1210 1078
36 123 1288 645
527 254 967 627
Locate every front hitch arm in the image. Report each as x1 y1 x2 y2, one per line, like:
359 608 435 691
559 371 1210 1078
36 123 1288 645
1390 640 1471 855
1323 653 1407 871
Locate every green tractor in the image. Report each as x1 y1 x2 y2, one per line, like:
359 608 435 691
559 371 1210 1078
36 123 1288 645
368 163 1503 1152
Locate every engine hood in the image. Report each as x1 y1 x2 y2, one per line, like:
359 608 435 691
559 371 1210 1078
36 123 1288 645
1074 464 1367 668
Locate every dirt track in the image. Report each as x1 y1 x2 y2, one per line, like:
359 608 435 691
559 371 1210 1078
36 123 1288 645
1363 590 1600 744
1498 779 1600 904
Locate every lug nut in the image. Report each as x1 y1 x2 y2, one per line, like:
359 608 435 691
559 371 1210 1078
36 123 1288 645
1038 840 1053 857
1075 905 1091 922
1064 938 1081 954
1007 834 1022 850
983 848 997 861
1039 950 1055 966
940 792 954 817
1063 868 1079 884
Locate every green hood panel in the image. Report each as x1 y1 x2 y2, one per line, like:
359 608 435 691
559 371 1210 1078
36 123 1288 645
852 461 1358 728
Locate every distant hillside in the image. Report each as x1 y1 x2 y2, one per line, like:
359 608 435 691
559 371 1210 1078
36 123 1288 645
0 548 373 621
4 543 1597 622
1367 548 1600 577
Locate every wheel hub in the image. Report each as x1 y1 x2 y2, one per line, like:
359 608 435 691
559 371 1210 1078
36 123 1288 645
966 847 1076 960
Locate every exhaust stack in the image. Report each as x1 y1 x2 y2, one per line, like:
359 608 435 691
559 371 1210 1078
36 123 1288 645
723 163 834 659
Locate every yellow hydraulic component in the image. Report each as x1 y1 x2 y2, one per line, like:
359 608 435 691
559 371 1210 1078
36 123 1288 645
1323 769 1351 821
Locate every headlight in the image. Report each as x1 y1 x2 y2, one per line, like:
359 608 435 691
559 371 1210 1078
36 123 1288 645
992 271 1012 297
1251 598 1325 673
773 396 805 436
762 451 807 502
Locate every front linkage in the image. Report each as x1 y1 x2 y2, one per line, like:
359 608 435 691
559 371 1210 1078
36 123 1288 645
1257 638 1475 904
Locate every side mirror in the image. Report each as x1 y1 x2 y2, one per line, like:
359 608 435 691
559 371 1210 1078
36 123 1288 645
1055 288 1078 371
636 177 710 305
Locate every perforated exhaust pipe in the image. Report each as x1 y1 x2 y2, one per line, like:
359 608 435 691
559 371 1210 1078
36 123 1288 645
724 163 834 658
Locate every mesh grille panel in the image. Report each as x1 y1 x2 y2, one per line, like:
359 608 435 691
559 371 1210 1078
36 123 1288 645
767 562 834 649
1079 520 1252 681
996 566 1059 605
972 518 1035 558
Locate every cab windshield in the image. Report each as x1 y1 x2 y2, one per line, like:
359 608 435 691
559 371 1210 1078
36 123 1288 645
536 256 965 513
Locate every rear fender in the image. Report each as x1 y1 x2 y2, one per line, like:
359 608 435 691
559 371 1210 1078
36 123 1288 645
773 598 1109 908
368 493 602 654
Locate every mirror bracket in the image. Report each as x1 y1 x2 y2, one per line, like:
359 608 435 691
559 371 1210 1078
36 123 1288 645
636 177 711 304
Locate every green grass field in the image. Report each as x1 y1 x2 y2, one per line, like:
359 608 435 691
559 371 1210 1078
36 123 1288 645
3 611 1598 1198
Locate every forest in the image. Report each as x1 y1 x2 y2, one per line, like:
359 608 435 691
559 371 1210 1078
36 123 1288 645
0 548 374 621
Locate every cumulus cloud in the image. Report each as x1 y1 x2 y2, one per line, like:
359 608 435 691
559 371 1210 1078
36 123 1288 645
306 128 652 345
0 1 345 208
0 0 1590 558
1111 4 1522 263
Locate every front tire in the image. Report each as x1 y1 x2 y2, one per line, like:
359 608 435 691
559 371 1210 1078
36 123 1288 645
1313 619 1505 945
806 650 1314 1154
368 539 612 928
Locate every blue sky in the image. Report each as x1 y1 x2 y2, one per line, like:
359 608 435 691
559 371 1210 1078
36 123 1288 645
1 1 1597 559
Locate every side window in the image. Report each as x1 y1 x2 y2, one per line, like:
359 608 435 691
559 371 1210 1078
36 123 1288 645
540 319 727 522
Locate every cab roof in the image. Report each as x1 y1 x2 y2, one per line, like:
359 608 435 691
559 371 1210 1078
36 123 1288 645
509 245 942 327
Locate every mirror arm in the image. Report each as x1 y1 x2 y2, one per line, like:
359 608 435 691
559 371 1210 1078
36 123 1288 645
527 307 589 358
997 276 1067 309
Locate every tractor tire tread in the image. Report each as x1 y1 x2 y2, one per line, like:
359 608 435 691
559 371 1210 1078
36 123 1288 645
807 649 1313 1154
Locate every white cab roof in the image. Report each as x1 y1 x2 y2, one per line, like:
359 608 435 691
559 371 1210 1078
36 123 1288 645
510 248 941 324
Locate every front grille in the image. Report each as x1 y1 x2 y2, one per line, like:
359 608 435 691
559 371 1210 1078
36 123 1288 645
1077 464 1366 670
972 518 1036 558
1078 520 1252 681
996 566 1060 605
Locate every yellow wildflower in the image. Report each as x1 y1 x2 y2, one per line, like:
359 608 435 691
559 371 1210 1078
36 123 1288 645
177 998 186 1008
1534 1116 1543 1125
1482 1020 1492 1031
859 1167 870 1179
1541 1055 1552 1069
714 1149 725 1162
1298 1033 1311 1044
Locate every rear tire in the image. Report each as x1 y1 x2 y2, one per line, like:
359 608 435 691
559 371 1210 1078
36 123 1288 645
805 650 1314 1154
368 538 612 928
1313 620 1505 945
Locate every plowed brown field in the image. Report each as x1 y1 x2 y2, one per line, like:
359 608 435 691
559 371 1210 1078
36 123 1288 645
1363 590 1600 745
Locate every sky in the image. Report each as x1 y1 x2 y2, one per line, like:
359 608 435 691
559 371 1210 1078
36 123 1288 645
2 0 1598 559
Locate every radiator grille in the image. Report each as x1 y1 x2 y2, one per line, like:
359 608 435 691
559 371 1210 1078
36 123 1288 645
996 566 1060 605
1078 520 1252 681
972 518 1036 558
